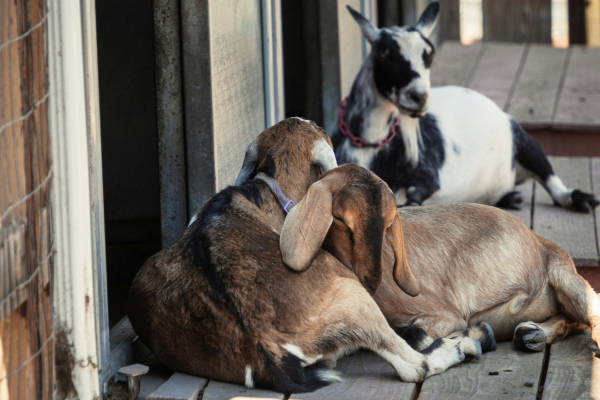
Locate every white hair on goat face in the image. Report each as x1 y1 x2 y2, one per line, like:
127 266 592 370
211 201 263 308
347 3 439 118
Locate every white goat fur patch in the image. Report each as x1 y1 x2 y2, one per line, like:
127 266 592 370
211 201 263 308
245 365 254 388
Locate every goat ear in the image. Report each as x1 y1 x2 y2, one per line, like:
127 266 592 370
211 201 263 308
416 2 440 38
235 139 259 185
347 6 380 44
388 212 421 297
280 181 333 271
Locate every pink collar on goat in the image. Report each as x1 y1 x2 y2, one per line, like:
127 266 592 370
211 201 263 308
255 172 296 215
338 97 399 149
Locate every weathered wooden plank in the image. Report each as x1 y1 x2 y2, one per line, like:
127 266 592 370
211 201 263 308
468 43 526 110
482 0 552 44
593 158 600 268
542 332 600 399
419 341 545 399
533 157 599 266
137 354 174 399
430 41 482 88
103 316 152 383
148 372 207 400
508 181 534 228
553 46 600 130
506 45 568 128
202 381 284 400
290 351 416 400
437 0 460 42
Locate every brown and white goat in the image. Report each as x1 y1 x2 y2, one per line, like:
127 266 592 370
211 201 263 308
127 118 482 395
283 163 600 353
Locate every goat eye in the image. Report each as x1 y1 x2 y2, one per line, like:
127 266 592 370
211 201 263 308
423 51 434 68
377 49 390 62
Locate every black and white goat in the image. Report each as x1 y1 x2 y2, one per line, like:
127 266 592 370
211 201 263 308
331 3 599 212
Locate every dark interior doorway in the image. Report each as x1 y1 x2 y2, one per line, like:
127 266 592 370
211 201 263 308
95 1 162 327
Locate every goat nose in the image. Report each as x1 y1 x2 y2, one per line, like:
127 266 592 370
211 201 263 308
408 90 427 108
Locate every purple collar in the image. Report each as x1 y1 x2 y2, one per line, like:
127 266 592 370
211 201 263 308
255 172 296 215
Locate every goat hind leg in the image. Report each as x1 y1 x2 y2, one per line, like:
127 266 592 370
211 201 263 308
543 249 600 348
513 314 587 352
512 120 598 212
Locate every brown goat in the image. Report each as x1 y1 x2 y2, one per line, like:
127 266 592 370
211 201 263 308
284 164 600 354
127 118 482 395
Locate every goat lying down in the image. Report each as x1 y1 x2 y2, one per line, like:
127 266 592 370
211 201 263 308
284 163 600 354
127 118 483 394
331 3 599 213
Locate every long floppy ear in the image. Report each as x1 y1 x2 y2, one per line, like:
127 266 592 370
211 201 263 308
347 6 380 44
388 212 421 297
415 2 440 38
280 181 333 271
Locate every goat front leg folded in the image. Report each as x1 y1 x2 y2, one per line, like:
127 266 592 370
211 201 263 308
397 312 497 353
373 328 483 381
313 281 483 382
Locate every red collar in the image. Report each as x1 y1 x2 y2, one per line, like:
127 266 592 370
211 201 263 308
337 97 399 149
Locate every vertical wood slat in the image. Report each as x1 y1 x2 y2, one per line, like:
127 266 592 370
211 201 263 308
181 0 285 216
180 0 215 220
262 0 286 128
533 157 599 266
318 0 342 133
154 0 188 247
437 0 460 42
80 0 109 373
482 0 552 44
211 0 266 190
568 0 588 44
319 0 375 134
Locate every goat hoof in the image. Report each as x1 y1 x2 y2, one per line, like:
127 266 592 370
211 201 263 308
475 322 497 352
459 338 482 360
513 322 547 352
571 190 600 213
496 191 523 210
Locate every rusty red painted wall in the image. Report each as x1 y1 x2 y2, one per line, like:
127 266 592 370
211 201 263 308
528 130 600 157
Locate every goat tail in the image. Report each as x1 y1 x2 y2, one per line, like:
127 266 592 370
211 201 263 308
545 242 600 335
253 344 342 394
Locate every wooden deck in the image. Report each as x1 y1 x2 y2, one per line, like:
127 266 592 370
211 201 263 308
127 332 599 399
112 41 600 400
507 156 600 269
431 42 600 157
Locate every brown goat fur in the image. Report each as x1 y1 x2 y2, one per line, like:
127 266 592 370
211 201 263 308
127 119 481 395
299 164 600 353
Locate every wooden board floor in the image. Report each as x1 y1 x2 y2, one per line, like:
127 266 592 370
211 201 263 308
505 156 600 269
135 333 599 400
431 42 600 132
431 42 600 158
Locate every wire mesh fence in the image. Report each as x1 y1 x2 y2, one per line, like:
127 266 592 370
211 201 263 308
0 0 54 399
